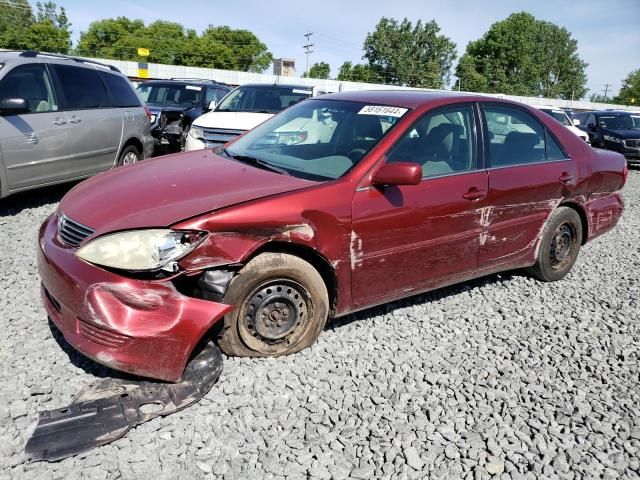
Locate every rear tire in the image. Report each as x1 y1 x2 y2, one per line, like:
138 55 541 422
117 145 140 166
527 207 582 282
218 253 329 357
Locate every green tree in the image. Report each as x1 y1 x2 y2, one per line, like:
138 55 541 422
614 69 640 106
336 61 382 83
77 20 272 72
363 17 457 88
197 26 272 72
589 93 610 103
455 12 587 99
304 61 330 79
0 0 70 53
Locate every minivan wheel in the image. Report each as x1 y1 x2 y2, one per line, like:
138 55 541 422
117 145 140 166
527 207 582 282
218 253 329 357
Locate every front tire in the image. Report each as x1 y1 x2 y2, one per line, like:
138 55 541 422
527 207 582 282
218 253 329 357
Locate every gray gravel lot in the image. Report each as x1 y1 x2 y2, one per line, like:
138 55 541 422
1 172 639 480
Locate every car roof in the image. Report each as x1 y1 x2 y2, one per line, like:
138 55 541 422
237 83 314 90
140 79 229 86
313 90 507 109
0 50 123 74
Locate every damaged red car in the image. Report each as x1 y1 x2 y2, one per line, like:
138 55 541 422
38 91 627 382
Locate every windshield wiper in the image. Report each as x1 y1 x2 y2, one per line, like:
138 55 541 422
221 148 289 175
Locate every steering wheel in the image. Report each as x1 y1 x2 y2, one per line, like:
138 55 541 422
346 148 367 162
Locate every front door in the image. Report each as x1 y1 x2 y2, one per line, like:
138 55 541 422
0 63 69 191
479 104 577 268
351 104 488 306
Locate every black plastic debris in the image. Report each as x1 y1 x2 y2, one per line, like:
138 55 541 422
25 342 223 462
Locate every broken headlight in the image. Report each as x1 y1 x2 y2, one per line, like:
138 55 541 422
76 229 206 272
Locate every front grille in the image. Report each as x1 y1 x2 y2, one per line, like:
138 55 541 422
625 139 640 148
58 214 94 247
78 319 130 348
203 127 245 147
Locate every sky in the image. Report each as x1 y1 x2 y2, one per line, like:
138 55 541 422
60 0 640 98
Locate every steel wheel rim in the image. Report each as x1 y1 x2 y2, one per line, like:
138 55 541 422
122 151 138 165
550 223 575 270
239 279 312 353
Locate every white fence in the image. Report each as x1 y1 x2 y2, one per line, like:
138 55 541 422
11 50 638 112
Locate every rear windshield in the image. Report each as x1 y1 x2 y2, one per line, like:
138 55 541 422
597 113 636 130
136 83 202 107
540 109 572 127
216 85 313 114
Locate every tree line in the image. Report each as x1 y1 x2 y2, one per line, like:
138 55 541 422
0 1 637 103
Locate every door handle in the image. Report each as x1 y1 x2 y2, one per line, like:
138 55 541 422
462 188 487 201
559 173 574 183
52 117 66 125
68 115 81 123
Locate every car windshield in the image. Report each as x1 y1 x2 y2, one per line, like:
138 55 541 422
541 109 572 126
597 113 637 130
224 99 408 181
632 115 640 128
216 85 313 114
136 83 202 107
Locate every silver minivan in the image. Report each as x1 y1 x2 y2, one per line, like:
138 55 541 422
0 51 154 198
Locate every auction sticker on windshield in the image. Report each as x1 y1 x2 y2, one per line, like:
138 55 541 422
358 105 408 117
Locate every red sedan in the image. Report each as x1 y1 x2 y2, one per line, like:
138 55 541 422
38 91 627 382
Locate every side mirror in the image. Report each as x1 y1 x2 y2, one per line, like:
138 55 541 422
207 100 217 111
372 162 422 187
0 97 29 115
572 119 580 126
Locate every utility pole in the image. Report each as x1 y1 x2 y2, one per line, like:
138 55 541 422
303 32 314 77
602 83 612 101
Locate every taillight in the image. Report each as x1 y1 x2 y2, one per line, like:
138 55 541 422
143 105 152 122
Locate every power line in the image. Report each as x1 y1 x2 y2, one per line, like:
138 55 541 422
303 32 314 77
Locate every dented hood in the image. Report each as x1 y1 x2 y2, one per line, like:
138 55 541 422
58 150 315 234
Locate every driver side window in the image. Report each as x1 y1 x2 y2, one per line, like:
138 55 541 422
0 64 58 113
387 105 477 178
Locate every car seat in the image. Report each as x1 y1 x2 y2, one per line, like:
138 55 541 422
497 131 541 166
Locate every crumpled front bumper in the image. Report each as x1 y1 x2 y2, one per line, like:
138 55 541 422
37 214 233 382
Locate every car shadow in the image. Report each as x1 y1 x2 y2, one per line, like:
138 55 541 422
0 181 78 217
326 270 517 331
45 270 520 381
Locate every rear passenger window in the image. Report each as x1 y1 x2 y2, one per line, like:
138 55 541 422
100 73 141 107
53 65 110 109
0 64 58 113
483 105 565 167
387 105 476 178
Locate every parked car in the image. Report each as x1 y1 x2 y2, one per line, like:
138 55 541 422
136 78 232 154
38 91 627 382
184 83 314 151
0 51 153 198
533 105 590 143
573 110 640 164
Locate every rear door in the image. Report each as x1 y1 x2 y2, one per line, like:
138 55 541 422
0 63 69 191
479 103 577 268
51 64 123 174
351 103 488 305
100 71 146 157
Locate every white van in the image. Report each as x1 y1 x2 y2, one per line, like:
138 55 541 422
185 83 315 151
534 105 590 143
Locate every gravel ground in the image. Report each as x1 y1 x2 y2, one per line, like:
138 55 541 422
1 172 639 480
